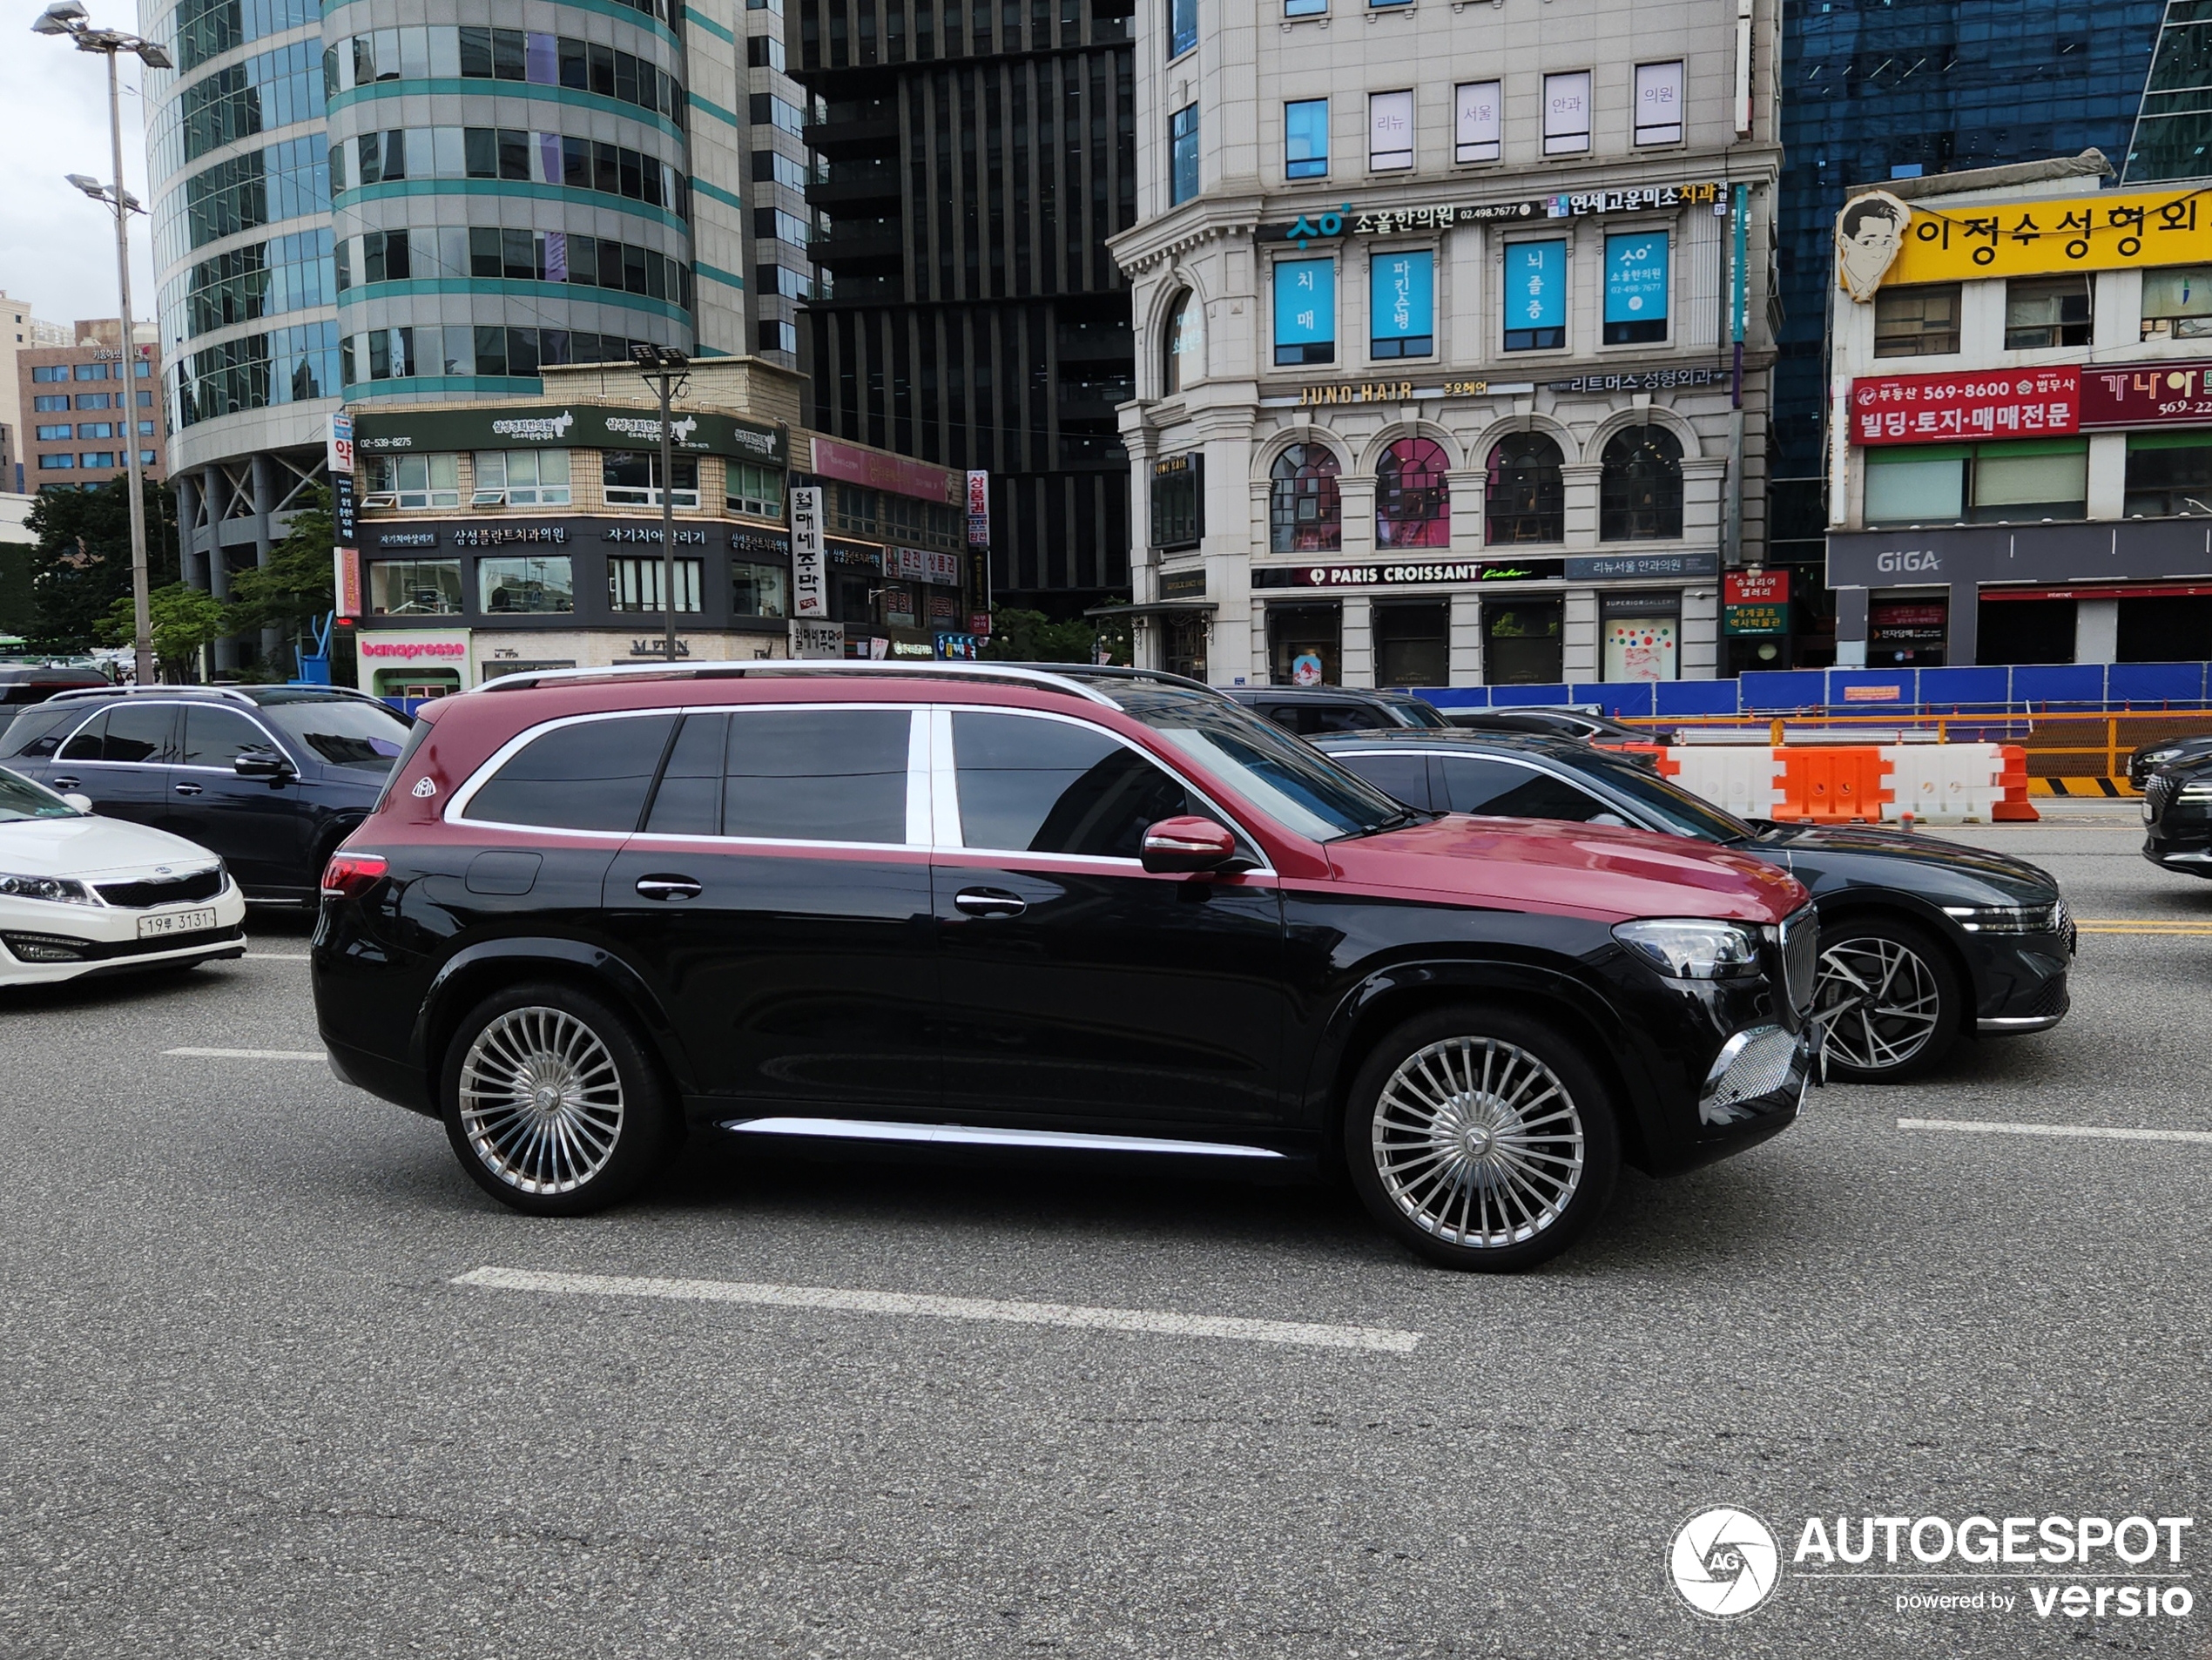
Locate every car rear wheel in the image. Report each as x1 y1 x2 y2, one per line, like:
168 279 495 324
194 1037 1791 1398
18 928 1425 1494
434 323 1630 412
1814 918 1959 1083
439 982 677 1215
1343 1007 1619 1272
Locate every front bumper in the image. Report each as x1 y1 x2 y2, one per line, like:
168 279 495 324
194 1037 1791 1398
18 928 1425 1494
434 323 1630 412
1700 1023 1816 1128
2143 797 2212 874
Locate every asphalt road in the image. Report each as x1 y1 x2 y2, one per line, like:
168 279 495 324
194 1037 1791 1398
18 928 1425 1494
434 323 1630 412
2 810 2208 1658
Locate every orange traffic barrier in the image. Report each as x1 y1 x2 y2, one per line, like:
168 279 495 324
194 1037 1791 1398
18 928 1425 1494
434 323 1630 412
1773 746 1893 823
1993 743 2040 821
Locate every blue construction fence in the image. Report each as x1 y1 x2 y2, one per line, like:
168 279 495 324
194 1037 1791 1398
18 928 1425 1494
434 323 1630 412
1410 662 2212 720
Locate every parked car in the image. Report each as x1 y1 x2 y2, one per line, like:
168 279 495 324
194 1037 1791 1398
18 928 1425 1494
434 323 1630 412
1441 705 1679 750
1315 728 2075 1084
0 665 113 744
2129 733 2212 790
313 662 1819 1272
0 765 246 986
0 685 415 904
2141 752 2212 875
1220 685 1451 735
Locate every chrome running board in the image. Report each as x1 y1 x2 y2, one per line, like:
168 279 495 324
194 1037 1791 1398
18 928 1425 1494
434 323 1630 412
719 1116 1287 1159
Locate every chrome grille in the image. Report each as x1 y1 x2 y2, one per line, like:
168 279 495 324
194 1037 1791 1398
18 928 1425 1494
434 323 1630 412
2054 895 2076 955
2146 773 2176 819
1778 908 1818 1016
1701 1026 1803 1126
94 867 224 909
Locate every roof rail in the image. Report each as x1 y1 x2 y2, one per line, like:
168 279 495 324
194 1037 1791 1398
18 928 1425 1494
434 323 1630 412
45 683 261 707
471 658 1123 707
988 662 1231 700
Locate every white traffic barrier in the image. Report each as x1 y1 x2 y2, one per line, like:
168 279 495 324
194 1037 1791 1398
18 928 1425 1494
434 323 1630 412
1662 746 1783 820
1877 742 2007 824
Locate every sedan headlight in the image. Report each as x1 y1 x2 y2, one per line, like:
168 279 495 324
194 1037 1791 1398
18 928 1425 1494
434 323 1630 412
1943 902 2058 934
0 873 95 905
2141 746 2182 764
1612 918 1764 980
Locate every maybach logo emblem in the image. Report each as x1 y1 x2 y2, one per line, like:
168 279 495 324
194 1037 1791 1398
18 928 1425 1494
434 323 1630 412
1669 1507 1781 1617
411 777 437 799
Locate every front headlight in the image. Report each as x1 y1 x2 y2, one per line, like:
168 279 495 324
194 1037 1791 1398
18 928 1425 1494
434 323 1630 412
0 873 95 905
1612 918 1764 979
2142 747 2182 764
2181 779 2212 800
1943 901 2058 934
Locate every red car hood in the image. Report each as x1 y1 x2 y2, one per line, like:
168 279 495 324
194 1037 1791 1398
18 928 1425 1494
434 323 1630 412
1322 813 1808 924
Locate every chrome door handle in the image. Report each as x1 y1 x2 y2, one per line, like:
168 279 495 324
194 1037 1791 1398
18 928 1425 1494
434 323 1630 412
953 887 1027 918
50 777 78 789
635 875 703 901
173 782 204 796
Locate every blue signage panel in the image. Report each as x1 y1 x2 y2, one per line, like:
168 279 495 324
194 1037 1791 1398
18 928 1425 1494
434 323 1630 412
1604 231 1669 337
1274 257 1338 364
1369 251 1435 357
1503 240 1567 350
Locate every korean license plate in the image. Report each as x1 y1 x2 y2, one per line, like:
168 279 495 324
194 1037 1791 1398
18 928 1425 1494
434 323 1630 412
138 907 218 939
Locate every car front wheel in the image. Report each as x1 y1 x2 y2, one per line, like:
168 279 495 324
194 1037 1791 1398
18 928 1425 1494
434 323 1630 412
439 982 677 1215
1814 918 1959 1083
1344 1007 1620 1272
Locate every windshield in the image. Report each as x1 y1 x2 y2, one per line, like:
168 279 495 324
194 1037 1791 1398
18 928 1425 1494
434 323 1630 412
0 766 82 822
1577 749 1755 842
1376 693 1451 729
1115 690 1416 840
258 698 414 772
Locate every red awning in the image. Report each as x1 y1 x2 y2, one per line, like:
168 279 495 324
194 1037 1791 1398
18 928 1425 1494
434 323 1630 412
1979 582 2212 602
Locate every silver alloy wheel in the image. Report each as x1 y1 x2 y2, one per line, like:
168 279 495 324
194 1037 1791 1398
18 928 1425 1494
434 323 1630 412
1371 1036 1586 1249
1816 937 1940 1073
457 1006 626 1195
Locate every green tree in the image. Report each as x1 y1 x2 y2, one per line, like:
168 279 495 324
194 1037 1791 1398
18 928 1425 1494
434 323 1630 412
98 583 229 683
23 479 179 653
226 484 334 649
981 606 1130 665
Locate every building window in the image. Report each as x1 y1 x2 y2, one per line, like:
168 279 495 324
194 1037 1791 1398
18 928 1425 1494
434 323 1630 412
2123 432 2212 516
1502 240 1567 351
35 425 72 442
1634 61 1684 145
603 450 699 508
1598 425 1683 540
74 394 111 410
1273 257 1337 365
37 455 76 470
1376 436 1451 550
76 423 115 439
2141 266 2212 341
33 395 68 412
733 562 789 617
1864 449 1966 525
1368 91 1413 172
1151 453 1204 550
368 557 463 615
1162 288 1204 393
1541 71 1591 156
1602 591 1681 682
1285 98 1329 179
1374 601 1448 686
1285 0 1325 14
1970 438 2087 522
1168 0 1197 58
472 449 570 507
1485 433 1564 543
1873 284 1962 357
478 555 576 613
1269 443 1343 552
2003 276 2092 349
1369 251 1434 358
728 461 784 519
367 453 459 509
608 555 703 611
1268 602 1341 685
1170 104 1200 205
759 319 799 354
1454 81 1501 164
1602 231 1669 344
1483 599 1562 685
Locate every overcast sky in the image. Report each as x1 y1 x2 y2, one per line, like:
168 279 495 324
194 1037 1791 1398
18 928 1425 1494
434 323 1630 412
0 18 159 335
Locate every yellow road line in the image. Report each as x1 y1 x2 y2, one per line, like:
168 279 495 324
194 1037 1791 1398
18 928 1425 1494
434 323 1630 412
2073 921 2212 935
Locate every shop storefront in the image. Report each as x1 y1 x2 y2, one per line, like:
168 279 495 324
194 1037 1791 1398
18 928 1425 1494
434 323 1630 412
356 630 473 698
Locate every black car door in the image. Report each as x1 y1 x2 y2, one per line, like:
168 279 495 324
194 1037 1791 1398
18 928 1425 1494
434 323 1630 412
47 704 177 827
1433 753 1627 824
931 706 1289 1131
601 704 940 1116
172 703 315 892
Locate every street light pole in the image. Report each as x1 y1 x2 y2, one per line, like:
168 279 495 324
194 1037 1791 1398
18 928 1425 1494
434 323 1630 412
36 1 171 687
630 344 690 664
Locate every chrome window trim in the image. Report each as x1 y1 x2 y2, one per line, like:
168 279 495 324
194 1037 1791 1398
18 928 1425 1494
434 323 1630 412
52 701 185 769
172 704 290 772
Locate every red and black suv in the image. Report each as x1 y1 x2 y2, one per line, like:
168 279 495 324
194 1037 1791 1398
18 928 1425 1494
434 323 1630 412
313 665 1818 1271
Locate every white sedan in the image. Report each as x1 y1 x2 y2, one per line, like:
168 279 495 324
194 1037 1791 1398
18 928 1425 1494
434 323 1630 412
0 766 247 988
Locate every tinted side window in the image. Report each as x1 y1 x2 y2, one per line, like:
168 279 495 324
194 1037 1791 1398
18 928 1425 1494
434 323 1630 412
723 708 911 843
104 705 177 763
1298 703 1384 735
58 711 108 761
468 714 677 830
1439 755 1608 821
181 705 274 767
1 705 89 759
1333 752 1433 810
642 712 726 835
953 711 1203 859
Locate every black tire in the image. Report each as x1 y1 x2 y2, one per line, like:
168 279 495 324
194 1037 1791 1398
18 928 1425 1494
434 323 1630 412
1342 1005 1620 1272
438 981 678 1216
1813 916 1960 1083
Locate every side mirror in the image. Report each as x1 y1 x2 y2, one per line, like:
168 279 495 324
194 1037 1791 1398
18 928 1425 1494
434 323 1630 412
63 793 93 813
233 747 293 779
1140 815 1246 874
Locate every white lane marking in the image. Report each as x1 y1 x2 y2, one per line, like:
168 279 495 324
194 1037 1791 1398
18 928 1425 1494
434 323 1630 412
164 1047 325 1060
243 951 310 961
454 1265 1422 1354
1899 1117 2212 1145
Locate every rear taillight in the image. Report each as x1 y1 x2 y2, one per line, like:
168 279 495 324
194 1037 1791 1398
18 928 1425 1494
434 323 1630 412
320 851 388 900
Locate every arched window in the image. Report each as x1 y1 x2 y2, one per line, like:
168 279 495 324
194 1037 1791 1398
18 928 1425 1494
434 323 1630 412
1269 443 1343 552
1599 424 1684 541
1485 433 1564 544
1161 289 1202 395
1375 436 1451 550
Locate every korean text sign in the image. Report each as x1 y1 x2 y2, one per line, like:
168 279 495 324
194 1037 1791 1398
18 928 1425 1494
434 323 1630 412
1274 258 1337 355
1603 232 1669 326
2080 361 2212 427
1507 240 1566 330
1851 368 2080 444
1886 188 2211 283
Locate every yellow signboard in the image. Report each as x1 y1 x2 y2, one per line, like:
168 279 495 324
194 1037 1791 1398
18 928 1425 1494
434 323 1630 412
1868 186 2212 287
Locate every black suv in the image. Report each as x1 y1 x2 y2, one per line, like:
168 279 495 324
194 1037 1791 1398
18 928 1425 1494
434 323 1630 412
1221 685 1450 736
2142 752 2212 874
0 685 415 903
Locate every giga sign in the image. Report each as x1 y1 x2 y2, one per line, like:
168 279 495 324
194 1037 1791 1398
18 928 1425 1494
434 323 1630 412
1878 550 1943 574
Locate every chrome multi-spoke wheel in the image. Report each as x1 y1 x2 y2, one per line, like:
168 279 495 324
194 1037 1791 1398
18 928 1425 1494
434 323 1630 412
457 1005 626 1195
1814 924 1956 1082
1370 1035 1588 1252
